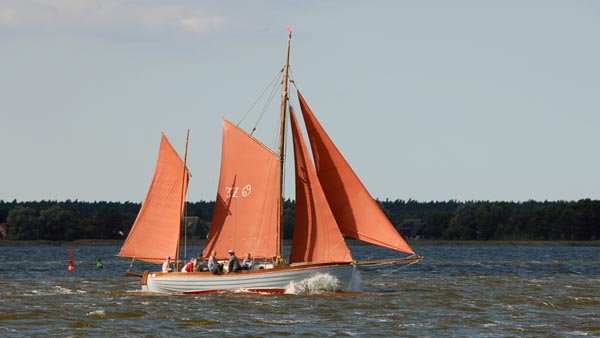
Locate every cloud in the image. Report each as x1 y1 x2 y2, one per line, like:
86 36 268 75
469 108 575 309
178 16 230 33
0 7 16 25
0 0 246 40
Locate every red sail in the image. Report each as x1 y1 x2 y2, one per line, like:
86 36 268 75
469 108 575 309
203 119 279 260
118 134 189 263
289 107 353 264
297 90 414 254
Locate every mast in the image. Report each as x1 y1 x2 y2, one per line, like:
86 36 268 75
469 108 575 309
175 129 190 271
275 28 292 266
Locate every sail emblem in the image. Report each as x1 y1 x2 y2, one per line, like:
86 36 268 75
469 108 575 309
242 185 252 197
225 184 253 198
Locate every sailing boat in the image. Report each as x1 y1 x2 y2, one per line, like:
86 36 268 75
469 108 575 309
118 29 421 293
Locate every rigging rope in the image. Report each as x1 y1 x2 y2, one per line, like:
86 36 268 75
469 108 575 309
127 257 135 272
183 191 188 263
237 70 282 133
381 258 421 277
253 75 282 136
287 67 299 109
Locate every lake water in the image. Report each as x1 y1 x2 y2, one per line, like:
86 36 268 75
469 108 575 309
1 244 599 337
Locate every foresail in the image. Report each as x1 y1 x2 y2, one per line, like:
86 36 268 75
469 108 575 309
118 134 189 263
204 119 279 260
289 107 353 264
296 90 415 255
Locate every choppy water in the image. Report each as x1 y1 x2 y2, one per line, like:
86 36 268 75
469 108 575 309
1 244 599 337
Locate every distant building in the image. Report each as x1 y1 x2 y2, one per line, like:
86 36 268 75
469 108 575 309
0 223 7 239
184 216 199 234
397 219 424 239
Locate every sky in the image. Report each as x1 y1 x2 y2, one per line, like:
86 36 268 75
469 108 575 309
1 1 599 203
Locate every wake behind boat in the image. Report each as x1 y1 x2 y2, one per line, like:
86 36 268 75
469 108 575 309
118 28 421 294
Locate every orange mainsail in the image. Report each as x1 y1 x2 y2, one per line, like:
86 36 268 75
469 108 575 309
118 134 189 263
203 119 279 260
289 107 353 264
297 90 414 255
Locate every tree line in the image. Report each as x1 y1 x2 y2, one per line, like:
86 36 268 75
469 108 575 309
1 199 599 241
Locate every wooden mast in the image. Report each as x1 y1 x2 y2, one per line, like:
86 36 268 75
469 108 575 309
175 129 190 271
275 28 292 266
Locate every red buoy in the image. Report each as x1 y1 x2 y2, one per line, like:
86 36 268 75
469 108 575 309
68 247 75 271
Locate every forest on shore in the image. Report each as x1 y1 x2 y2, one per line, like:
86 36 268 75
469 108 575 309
1 199 599 242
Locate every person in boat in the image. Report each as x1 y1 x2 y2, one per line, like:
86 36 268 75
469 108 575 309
208 250 223 275
242 252 253 270
227 249 242 273
193 253 208 272
162 256 173 273
181 258 195 273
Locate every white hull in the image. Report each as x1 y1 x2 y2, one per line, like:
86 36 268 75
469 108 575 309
142 263 359 294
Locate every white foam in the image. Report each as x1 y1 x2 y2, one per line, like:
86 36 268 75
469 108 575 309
53 286 75 294
284 273 341 295
87 310 106 318
349 272 362 291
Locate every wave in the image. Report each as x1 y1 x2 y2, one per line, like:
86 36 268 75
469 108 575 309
284 273 341 295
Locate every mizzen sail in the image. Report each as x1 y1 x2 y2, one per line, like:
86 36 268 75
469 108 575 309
203 119 279 260
289 107 353 264
297 90 414 254
118 134 189 263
